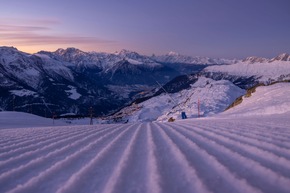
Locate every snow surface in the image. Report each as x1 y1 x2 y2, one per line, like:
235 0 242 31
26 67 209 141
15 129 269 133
222 82 290 117
66 86 81 100
0 112 67 129
35 54 74 82
205 59 290 82
1 82 290 193
34 53 52 60
0 114 290 193
10 89 38 97
126 58 143 65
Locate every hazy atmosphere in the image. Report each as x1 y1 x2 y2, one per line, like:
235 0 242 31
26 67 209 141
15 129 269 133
1 0 290 58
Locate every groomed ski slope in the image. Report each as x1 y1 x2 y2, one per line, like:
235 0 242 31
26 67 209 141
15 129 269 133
1 116 290 193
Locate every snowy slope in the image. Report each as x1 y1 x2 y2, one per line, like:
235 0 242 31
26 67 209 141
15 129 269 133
0 47 41 89
204 54 290 83
222 82 290 117
33 54 74 82
0 115 290 193
111 77 245 123
0 111 67 129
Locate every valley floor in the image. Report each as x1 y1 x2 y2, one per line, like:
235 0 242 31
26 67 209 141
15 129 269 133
0 115 290 193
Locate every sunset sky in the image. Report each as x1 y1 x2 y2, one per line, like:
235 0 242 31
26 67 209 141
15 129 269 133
1 0 290 58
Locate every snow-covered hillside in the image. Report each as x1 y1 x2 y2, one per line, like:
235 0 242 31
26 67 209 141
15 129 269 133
0 112 67 129
222 82 290 117
1 114 290 193
204 53 290 83
110 77 245 123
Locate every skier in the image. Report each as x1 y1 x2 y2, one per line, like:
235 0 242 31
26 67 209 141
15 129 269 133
181 112 187 119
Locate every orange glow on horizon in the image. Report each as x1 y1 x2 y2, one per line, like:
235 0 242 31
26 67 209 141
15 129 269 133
3 44 117 54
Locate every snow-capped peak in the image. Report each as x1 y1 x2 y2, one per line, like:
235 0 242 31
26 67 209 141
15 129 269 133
167 51 180 56
113 49 161 67
0 46 28 58
115 49 135 55
54 47 85 56
240 53 290 64
204 52 290 83
153 52 235 65
0 46 30 64
242 56 269 64
114 49 141 59
0 46 19 52
270 53 290 62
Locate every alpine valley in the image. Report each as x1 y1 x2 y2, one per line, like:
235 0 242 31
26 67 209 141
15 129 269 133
0 46 289 122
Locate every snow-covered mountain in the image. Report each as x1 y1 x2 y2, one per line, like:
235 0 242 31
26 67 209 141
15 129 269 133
222 82 290 117
104 77 246 123
152 51 238 65
40 48 161 71
1 66 290 193
115 49 162 67
269 53 290 62
0 47 122 117
39 48 182 84
107 52 290 123
1 46 290 120
204 53 290 83
0 46 220 117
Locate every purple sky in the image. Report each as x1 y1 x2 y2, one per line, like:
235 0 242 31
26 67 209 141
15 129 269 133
1 0 290 58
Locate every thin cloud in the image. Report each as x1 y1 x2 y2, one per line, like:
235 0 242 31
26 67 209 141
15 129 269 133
0 18 61 26
1 32 115 45
0 24 49 32
0 18 116 47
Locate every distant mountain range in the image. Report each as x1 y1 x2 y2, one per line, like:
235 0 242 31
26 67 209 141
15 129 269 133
0 46 289 119
104 53 290 123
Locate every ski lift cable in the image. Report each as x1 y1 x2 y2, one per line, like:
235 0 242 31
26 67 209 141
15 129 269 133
149 74 187 119
155 80 183 112
148 73 181 108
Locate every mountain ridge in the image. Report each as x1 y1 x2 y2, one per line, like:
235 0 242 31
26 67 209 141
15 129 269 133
1 46 290 120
